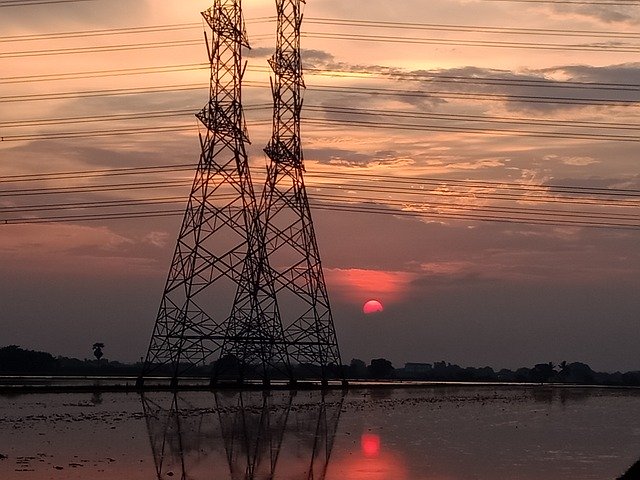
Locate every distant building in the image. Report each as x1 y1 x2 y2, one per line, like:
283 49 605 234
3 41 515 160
404 362 432 374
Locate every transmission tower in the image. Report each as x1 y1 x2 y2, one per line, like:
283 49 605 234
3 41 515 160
139 0 290 387
261 0 344 384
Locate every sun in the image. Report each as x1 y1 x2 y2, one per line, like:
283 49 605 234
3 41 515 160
363 299 384 314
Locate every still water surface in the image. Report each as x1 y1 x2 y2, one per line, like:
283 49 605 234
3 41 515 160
0 386 638 479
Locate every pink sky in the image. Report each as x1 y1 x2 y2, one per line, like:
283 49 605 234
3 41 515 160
0 0 638 370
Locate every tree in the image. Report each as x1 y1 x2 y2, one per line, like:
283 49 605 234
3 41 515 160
368 358 394 379
532 362 556 383
557 360 569 382
349 358 367 378
0 345 57 373
92 343 105 361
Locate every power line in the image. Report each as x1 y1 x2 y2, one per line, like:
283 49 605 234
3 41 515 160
298 83 639 107
3 190 637 221
2 111 636 142
0 124 197 142
308 169 640 197
3 77 637 108
0 83 206 103
0 63 209 84
306 105 639 131
2 80 636 112
316 179 640 207
0 17 275 43
2 64 637 106
2 164 637 229
2 201 637 230
1 118 635 143
0 109 195 128
314 202 640 230
2 32 637 59
1 19 638 59
0 179 190 197
2 16 637 43
2 165 638 206
303 117 640 142
0 23 201 42
475 0 639 5
0 163 196 183
0 39 203 59
1 103 634 131
0 0 97 7
301 67 640 92
3 163 637 196
0 209 183 224
0 104 271 128
0 196 186 212
303 18 640 40
303 32 640 53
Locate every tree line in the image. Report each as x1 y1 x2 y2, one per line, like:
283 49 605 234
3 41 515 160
345 358 640 386
1 345 639 386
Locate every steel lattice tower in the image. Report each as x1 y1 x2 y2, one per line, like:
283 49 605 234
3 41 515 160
261 0 343 383
139 0 290 387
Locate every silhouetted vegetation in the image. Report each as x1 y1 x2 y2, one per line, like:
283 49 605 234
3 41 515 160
0 346 57 374
92 343 105 361
1 345 639 386
345 356 640 386
367 358 395 379
0 345 140 376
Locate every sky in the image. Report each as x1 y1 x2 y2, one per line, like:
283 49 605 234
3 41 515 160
0 0 638 372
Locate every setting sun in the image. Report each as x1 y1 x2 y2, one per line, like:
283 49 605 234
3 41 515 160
363 299 384 314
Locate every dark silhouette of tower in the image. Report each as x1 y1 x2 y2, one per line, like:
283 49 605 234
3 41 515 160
260 0 343 383
139 0 344 387
139 0 289 386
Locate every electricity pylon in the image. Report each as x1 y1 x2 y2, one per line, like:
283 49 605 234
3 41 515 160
138 0 290 387
260 0 344 384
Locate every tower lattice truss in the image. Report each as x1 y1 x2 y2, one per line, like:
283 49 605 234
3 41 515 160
261 0 342 379
140 0 342 385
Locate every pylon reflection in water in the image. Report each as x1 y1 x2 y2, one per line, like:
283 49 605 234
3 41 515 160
141 390 345 480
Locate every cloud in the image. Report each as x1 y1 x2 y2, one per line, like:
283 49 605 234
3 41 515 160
543 173 640 191
543 155 599 167
0 224 130 254
325 268 419 304
244 47 273 59
305 147 372 165
541 62 640 85
0 0 151 30
143 231 170 248
548 4 639 24
300 59 640 115
0 223 168 276
302 49 336 67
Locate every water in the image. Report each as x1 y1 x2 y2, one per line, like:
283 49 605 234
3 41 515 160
0 386 638 479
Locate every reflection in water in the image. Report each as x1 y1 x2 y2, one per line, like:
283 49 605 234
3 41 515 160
141 391 344 480
90 391 103 405
332 431 408 480
1 386 637 479
360 433 380 457
529 386 593 405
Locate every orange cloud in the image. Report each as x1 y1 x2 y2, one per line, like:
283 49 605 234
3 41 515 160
325 268 418 304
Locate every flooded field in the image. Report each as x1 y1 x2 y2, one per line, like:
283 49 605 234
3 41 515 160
0 386 638 479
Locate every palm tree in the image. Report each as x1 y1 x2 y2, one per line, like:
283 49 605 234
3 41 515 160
92 343 105 361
